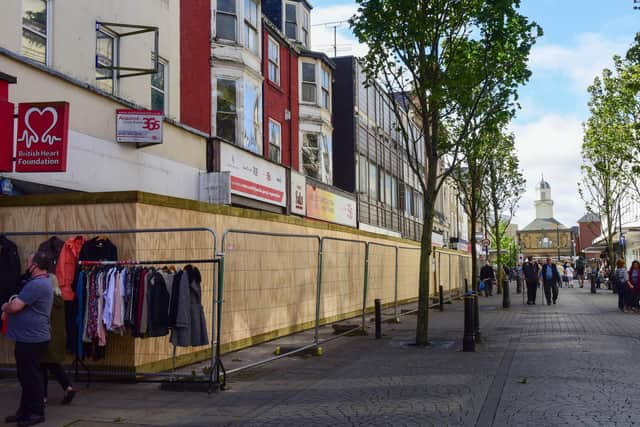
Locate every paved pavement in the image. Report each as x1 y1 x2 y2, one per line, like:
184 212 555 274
2 283 640 426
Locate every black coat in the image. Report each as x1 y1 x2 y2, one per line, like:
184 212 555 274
480 265 495 281
540 264 561 283
0 235 21 308
79 237 118 261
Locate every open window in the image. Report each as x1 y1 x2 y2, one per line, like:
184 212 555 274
22 0 49 64
95 21 159 94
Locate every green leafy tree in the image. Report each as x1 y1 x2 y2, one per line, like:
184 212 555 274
351 0 540 345
580 64 633 264
485 132 525 307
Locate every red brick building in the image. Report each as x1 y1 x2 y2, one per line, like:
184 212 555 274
262 19 299 170
576 212 602 255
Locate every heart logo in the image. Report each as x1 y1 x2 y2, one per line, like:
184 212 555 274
17 107 61 149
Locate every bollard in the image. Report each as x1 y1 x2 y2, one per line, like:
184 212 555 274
502 279 511 309
374 298 382 339
473 292 481 343
465 278 469 294
516 276 522 294
439 285 444 311
463 294 475 352
590 273 596 294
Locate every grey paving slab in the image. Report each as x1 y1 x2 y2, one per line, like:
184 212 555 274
1 284 639 426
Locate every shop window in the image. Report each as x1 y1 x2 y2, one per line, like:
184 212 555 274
301 10 310 47
96 27 118 94
216 0 237 41
151 59 168 113
268 119 281 163
285 3 297 40
244 0 258 54
302 62 316 103
243 80 262 154
22 0 48 64
358 154 368 195
321 68 331 109
369 161 378 201
268 36 280 85
216 79 237 143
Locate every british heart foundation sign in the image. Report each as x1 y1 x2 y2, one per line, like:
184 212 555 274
15 102 70 172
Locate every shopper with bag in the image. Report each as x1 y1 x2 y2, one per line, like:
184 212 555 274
2 252 53 427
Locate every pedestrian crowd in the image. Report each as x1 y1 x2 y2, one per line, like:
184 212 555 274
1 251 75 427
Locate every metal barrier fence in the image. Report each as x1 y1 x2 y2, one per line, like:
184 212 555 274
211 231 472 388
0 227 218 386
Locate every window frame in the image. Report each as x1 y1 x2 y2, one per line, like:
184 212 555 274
95 26 119 95
268 119 282 163
216 0 238 42
301 62 317 104
244 0 259 54
321 67 330 110
301 10 310 47
267 36 280 85
284 2 298 40
216 78 238 144
302 132 321 179
151 57 168 114
22 0 50 65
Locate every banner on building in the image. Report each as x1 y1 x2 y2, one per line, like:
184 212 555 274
0 100 13 172
290 171 306 216
15 102 70 172
306 184 357 227
432 232 444 248
220 143 286 207
116 109 163 144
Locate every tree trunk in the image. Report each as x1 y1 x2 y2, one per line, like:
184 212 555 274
415 193 435 346
494 209 503 295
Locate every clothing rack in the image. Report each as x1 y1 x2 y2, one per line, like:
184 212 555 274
0 227 223 392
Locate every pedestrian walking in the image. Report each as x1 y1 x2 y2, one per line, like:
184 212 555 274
41 275 76 405
566 264 574 288
614 259 630 312
522 256 539 305
2 252 53 426
628 261 640 311
576 258 586 288
539 257 561 305
479 261 495 297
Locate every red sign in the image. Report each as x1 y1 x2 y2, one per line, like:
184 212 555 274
0 100 13 172
15 102 69 172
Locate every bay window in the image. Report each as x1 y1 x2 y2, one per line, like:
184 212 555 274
243 80 262 154
216 79 237 143
285 3 297 40
216 0 237 41
321 68 330 109
244 0 258 54
302 62 316 103
302 133 332 184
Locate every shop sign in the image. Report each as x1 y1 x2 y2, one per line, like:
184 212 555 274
290 171 306 216
220 143 286 207
456 242 469 252
15 102 70 172
0 100 13 172
306 184 356 227
116 109 163 144
432 232 444 247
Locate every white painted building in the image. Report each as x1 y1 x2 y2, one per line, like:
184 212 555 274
0 0 207 199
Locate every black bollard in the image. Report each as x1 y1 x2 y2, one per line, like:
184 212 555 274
473 292 481 343
516 276 522 294
463 294 475 352
502 279 511 309
374 298 382 339
590 273 596 294
465 278 469 294
439 285 444 311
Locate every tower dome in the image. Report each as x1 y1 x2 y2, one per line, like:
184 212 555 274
535 174 553 218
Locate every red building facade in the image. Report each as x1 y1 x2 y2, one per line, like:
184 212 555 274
262 19 299 170
576 213 602 254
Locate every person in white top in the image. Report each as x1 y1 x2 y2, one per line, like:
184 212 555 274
565 264 575 288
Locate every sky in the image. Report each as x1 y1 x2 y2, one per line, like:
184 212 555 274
309 0 639 229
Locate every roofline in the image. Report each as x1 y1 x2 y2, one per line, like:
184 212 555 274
0 71 17 84
262 17 302 53
299 48 336 69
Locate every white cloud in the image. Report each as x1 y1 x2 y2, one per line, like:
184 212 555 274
510 114 585 230
529 32 628 93
310 3 368 57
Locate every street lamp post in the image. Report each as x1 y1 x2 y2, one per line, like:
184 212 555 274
556 224 560 262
